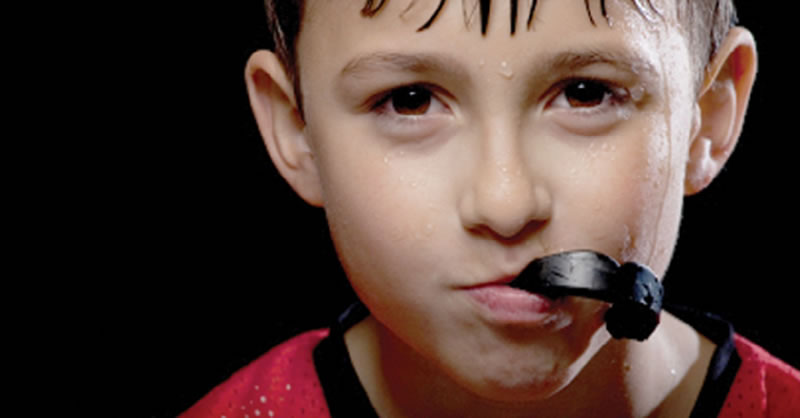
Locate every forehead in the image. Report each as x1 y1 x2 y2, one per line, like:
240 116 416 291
301 0 683 58
297 0 692 98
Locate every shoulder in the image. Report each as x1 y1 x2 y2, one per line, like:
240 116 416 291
718 334 800 418
180 329 332 418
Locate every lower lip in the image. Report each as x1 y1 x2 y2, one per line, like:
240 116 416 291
465 285 558 325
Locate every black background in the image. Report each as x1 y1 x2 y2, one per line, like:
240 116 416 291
110 2 798 416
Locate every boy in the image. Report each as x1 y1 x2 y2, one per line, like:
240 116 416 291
184 0 799 416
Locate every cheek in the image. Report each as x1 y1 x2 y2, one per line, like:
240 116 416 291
620 120 680 271
317 151 471 366
616 114 687 276
315 142 446 302
554 115 685 276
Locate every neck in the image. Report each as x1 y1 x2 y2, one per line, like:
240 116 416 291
344 312 714 418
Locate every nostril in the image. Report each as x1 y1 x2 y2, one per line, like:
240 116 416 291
489 219 549 245
461 185 553 242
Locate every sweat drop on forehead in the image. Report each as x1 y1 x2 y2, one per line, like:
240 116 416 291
509 250 664 341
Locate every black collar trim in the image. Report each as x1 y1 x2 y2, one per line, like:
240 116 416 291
312 302 377 417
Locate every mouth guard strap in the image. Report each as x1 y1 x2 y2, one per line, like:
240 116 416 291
508 250 664 341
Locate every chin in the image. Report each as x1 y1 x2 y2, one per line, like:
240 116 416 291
463 323 612 403
472 363 576 403
445 341 583 403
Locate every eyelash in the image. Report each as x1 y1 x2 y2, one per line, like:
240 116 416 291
372 80 627 111
366 84 453 139
371 84 446 118
366 78 633 138
548 78 631 113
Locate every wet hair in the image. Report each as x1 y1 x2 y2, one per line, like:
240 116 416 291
264 0 737 111
363 0 656 34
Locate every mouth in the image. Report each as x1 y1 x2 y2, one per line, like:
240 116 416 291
462 277 566 326
465 250 664 340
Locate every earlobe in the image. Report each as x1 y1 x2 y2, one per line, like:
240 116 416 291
245 50 324 206
685 27 757 196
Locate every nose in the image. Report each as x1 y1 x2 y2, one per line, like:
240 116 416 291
459 125 553 240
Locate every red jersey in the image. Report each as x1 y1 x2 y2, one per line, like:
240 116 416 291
181 329 332 418
719 335 800 418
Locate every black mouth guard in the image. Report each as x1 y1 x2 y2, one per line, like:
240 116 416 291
508 250 664 341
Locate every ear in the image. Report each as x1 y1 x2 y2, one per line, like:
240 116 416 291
245 50 324 206
685 27 758 195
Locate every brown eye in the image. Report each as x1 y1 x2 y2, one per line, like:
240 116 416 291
564 80 611 108
390 86 432 115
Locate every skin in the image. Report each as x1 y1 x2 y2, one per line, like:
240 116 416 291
245 0 757 416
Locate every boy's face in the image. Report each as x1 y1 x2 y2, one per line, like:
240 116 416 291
296 0 697 401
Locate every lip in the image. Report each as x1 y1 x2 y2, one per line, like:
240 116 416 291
463 277 566 326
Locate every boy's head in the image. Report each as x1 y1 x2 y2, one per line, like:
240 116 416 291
246 0 756 404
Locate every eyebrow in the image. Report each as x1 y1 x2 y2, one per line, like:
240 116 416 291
340 52 469 81
339 48 658 85
542 48 659 79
